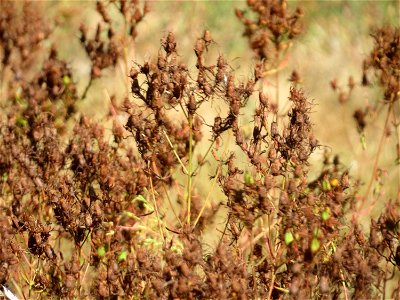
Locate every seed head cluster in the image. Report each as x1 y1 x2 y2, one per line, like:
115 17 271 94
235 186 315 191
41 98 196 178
0 1 399 299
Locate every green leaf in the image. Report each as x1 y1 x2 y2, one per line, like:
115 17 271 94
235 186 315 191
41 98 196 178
123 211 140 220
118 250 128 262
310 238 320 253
97 246 106 257
133 195 153 211
284 232 294 245
134 195 147 202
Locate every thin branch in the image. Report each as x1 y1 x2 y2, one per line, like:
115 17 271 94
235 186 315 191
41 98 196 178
162 183 183 227
193 166 220 228
186 114 193 225
148 170 165 243
267 270 276 300
340 270 349 300
363 102 393 203
81 77 93 100
162 129 189 175
192 139 215 175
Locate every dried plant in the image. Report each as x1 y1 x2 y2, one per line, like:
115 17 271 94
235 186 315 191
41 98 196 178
0 1 399 299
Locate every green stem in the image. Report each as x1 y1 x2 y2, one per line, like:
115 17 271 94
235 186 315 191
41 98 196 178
163 129 189 174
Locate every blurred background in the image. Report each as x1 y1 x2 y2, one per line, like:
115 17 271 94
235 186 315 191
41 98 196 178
43 0 399 220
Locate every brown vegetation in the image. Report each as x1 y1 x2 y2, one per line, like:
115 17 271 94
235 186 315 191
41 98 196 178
0 0 399 299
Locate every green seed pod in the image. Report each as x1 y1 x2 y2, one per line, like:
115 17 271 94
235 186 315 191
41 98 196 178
285 231 294 245
321 208 331 221
97 246 106 257
311 238 320 253
244 171 255 186
118 250 128 262
322 179 331 192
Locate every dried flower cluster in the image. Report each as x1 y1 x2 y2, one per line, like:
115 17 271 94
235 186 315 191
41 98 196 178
0 1 399 299
0 2 51 74
365 26 400 103
235 0 303 62
80 0 149 98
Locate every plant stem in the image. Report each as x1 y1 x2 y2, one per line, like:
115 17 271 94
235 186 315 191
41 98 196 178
340 270 349 300
251 228 257 297
192 139 215 175
193 166 220 228
267 270 276 300
148 172 165 243
392 100 400 200
187 114 193 225
275 48 280 124
162 184 183 227
274 286 289 294
363 102 393 203
81 76 93 100
163 129 189 175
